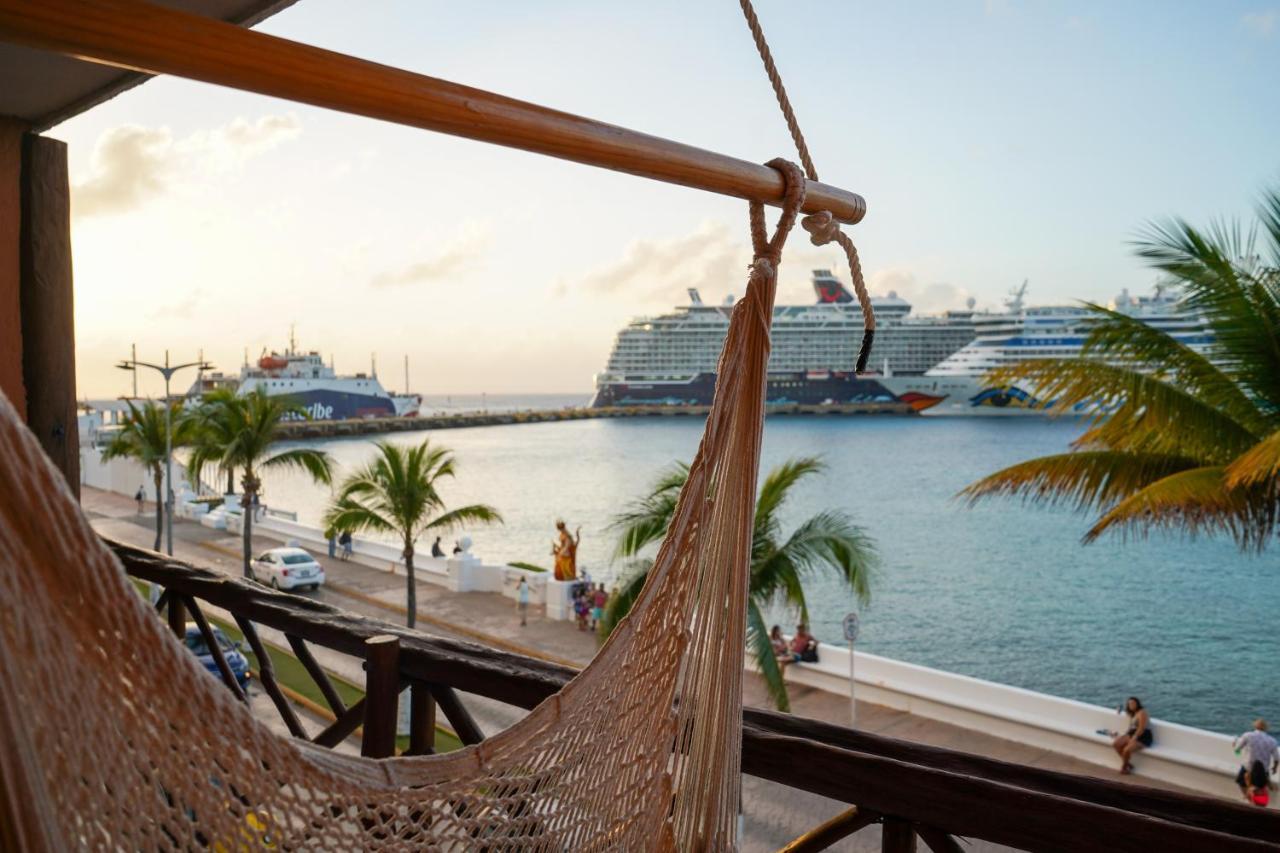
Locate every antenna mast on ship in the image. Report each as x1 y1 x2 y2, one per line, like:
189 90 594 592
1006 279 1028 313
288 324 297 356
371 353 377 379
404 355 409 394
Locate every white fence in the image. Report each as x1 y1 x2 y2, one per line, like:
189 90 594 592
773 643 1242 800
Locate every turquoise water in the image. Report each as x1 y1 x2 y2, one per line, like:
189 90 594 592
260 415 1276 734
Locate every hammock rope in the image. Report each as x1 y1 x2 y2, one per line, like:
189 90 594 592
0 162 812 851
738 0 876 372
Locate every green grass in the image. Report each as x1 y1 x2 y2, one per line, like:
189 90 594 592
131 580 464 753
508 561 548 573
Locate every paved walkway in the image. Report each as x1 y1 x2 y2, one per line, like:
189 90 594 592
84 486 1198 851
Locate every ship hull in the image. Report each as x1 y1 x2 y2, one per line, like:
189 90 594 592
267 389 396 421
591 372 901 408
878 377 1060 415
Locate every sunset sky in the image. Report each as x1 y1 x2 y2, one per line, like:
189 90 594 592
49 0 1280 398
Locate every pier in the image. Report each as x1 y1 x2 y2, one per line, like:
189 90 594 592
278 401 913 439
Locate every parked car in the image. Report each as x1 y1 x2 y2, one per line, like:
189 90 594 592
183 623 251 690
250 547 325 591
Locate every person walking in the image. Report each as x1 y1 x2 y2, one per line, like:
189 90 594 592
326 527 337 560
1111 697 1153 774
338 530 353 561
1234 719 1280 806
135 486 145 515
517 577 530 627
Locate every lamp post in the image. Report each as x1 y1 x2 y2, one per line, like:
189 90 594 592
117 351 213 556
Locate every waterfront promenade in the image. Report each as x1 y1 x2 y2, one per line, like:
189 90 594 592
83 486 1206 850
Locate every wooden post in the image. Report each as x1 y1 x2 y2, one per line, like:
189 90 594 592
19 133 77 496
167 594 184 639
0 117 26 417
408 680 436 755
881 817 916 853
362 634 400 758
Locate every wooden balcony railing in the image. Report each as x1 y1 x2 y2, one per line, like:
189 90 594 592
110 539 1280 853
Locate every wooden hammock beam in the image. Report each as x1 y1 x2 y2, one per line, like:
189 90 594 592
0 0 867 224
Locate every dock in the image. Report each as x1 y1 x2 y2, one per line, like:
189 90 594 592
277 401 913 439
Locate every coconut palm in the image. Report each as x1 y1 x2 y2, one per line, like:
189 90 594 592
200 389 333 576
961 186 1280 551
102 399 191 551
602 457 876 712
323 439 502 628
184 387 240 495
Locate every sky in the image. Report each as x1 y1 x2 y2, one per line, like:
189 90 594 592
49 0 1280 398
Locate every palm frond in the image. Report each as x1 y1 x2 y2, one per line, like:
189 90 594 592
988 358 1257 463
1077 302 1270 434
770 511 875 606
1224 429 1280 490
1133 216 1280 412
609 463 688 558
422 504 504 535
323 498 398 538
1257 185 1280 272
747 599 790 712
750 546 810 626
262 447 334 486
960 451 1199 515
754 457 824 537
598 559 650 639
1086 466 1276 551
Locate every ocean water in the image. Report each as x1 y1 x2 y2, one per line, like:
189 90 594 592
257 415 1277 734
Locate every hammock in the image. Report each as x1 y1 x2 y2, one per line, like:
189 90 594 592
0 5 874 849
0 165 812 851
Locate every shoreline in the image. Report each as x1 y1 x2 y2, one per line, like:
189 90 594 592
83 480 1251 803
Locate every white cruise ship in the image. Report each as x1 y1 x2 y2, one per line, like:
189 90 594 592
187 334 420 421
879 281 1213 415
590 271 976 407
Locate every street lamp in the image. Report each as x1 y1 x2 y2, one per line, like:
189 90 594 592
117 350 214 556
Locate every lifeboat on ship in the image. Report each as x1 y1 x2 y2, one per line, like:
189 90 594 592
258 353 289 371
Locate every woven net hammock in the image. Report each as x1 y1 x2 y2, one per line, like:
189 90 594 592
0 164 818 850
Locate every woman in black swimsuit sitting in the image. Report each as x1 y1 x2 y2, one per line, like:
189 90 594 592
1111 696 1153 774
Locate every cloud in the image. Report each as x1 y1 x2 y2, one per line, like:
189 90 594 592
148 289 204 320
867 268 977 315
1242 10 1277 37
72 114 301 219
371 221 490 287
570 222 749 303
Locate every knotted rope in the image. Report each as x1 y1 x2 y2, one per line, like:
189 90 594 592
746 157 807 348
739 0 876 373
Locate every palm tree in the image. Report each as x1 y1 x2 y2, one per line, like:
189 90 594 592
102 399 190 551
200 389 333 576
961 186 1280 551
602 457 876 712
323 439 502 628
184 387 240 495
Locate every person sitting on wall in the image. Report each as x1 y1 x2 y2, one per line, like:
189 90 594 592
785 623 819 665
1234 718 1279 806
769 625 789 661
431 536 445 558
1110 696 1153 775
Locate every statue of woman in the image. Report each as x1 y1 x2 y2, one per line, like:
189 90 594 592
551 520 581 581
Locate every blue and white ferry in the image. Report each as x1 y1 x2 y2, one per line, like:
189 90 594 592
187 337 420 421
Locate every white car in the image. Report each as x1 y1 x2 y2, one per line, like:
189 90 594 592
250 547 325 591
